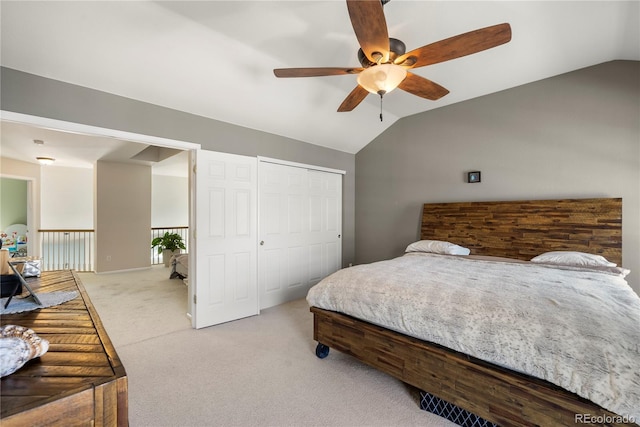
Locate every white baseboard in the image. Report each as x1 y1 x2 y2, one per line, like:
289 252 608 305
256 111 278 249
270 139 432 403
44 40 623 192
94 266 152 275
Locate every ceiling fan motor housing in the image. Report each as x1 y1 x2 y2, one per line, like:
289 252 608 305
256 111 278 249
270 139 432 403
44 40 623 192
358 38 406 67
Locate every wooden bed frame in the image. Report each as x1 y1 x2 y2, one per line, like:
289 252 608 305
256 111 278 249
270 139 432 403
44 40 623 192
311 198 635 427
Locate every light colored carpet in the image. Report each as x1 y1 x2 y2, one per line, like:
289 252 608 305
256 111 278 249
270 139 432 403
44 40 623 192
78 266 456 427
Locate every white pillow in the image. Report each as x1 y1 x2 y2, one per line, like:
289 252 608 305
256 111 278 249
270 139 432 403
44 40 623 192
405 240 470 256
530 251 617 267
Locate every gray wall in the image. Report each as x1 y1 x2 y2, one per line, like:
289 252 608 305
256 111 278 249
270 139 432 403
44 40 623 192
355 60 640 295
95 161 152 272
0 67 355 268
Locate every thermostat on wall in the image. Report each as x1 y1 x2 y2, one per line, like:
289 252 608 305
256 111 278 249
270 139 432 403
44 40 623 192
467 171 481 183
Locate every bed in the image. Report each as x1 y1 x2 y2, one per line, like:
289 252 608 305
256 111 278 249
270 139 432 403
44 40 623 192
307 198 639 427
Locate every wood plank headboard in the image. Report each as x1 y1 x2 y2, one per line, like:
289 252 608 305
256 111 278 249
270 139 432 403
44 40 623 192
420 198 622 265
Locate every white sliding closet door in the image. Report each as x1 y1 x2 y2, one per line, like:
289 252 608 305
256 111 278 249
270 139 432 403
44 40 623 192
308 170 342 282
258 161 342 310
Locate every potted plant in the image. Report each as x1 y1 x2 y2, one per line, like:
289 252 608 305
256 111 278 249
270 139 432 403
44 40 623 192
151 232 186 267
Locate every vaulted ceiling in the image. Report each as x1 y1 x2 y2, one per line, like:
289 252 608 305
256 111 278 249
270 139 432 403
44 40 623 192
1 1 638 161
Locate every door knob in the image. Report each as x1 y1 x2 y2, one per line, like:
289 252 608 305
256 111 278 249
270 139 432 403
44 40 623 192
338 235 341 238
260 241 265 246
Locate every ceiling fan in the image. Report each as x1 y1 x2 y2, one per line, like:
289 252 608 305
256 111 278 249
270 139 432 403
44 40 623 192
273 0 511 118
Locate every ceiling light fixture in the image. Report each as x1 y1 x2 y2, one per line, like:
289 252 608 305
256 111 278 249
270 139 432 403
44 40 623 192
357 64 407 96
357 63 407 122
36 157 55 166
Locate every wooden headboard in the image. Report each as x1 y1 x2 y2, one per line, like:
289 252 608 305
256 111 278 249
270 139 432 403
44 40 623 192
421 198 622 265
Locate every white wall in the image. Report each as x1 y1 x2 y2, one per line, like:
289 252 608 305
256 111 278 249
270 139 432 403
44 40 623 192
40 166 93 229
38 165 188 230
152 174 188 227
34 163 186 271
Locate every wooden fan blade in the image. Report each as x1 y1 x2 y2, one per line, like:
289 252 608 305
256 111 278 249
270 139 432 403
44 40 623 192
274 67 363 78
346 0 390 63
397 72 449 100
338 85 369 112
395 23 512 68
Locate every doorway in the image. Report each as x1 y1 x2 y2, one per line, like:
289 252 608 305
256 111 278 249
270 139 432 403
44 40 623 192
0 176 33 256
1 110 200 323
1 112 346 329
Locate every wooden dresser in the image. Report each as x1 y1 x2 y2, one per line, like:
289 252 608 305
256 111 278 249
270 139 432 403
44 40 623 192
1 270 128 426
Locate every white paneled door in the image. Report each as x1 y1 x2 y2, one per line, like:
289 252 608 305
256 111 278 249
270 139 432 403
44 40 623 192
192 150 258 329
258 161 342 309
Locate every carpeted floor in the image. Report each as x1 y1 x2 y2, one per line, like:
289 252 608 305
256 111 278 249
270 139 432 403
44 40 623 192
78 266 455 427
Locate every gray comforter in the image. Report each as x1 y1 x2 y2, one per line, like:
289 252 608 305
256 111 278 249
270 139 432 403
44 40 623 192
307 253 640 419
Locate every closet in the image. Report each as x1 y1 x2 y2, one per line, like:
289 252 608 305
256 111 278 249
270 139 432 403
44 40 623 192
192 152 343 328
258 159 343 309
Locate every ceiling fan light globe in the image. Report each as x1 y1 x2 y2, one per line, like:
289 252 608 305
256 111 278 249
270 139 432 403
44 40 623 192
357 64 407 95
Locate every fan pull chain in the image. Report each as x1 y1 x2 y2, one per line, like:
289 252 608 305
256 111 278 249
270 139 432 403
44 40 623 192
379 94 383 122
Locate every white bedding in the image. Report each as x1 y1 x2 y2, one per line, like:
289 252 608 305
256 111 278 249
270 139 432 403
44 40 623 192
306 253 640 419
